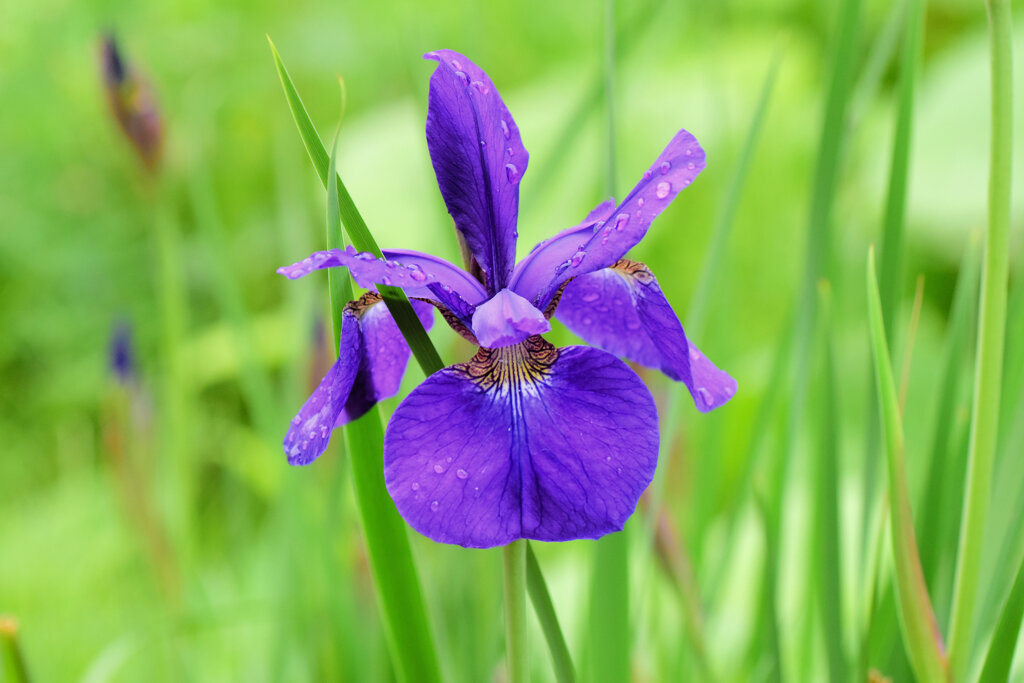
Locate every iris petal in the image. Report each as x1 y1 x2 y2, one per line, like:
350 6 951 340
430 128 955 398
384 338 658 548
522 130 706 309
338 297 435 424
556 259 736 412
424 50 528 294
470 288 551 348
285 307 363 465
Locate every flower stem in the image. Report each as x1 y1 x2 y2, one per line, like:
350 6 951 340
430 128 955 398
948 0 1014 679
0 617 31 683
946 0 1011 679
504 540 529 683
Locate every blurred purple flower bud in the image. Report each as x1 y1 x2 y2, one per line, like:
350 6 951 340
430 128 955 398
100 34 163 171
109 320 135 384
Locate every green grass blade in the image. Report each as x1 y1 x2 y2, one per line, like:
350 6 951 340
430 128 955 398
526 545 577 683
325 131 348 350
877 0 925 340
978 550 1024 683
812 282 847 683
948 1 1014 677
503 540 528 683
268 36 444 377
687 46 782 338
866 247 948 682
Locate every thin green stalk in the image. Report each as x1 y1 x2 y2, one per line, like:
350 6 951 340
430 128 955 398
867 248 948 682
0 617 31 683
877 0 925 340
603 0 617 194
526 545 576 683
812 282 847 683
504 540 529 683
978 549 1024 683
309 101 441 683
948 2 1013 679
268 37 443 376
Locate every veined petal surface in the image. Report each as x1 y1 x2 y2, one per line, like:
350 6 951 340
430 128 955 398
338 296 435 424
525 130 705 308
557 259 736 412
384 338 658 548
424 50 528 294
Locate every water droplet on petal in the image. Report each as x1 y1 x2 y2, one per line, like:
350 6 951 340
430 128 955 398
506 147 514 157
617 467 623 475
583 316 593 325
643 170 652 181
687 162 695 170
605 456 612 463
454 70 468 83
456 468 468 479
382 276 392 286
409 268 427 282
471 80 489 94
655 181 671 199
446 456 453 463
433 464 445 474
411 482 420 491
582 291 600 303
570 249 587 267
500 119 511 139
614 213 629 232
659 161 671 174
637 197 645 208
385 260 399 269
430 500 439 512
697 387 714 408
356 251 376 261
480 139 486 147
689 346 701 360
450 59 462 70
685 148 693 156
505 163 520 184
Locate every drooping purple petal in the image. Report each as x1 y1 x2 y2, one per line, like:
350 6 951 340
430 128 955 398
557 259 736 412
384 338 658 548
424 50 528 294
510 198 617 307
470 288 551 348
278 247 483 309
338 297 435 424
285 307 363 465
523 130 706 309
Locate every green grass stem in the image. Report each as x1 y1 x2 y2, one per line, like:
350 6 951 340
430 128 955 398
947 2 1014 678
977 549 1024 682
503 540 529 683
526 545 576 683
867 248 948 682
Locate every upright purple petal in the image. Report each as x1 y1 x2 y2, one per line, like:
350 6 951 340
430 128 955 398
424 50 528 294
520 131 705 309
384 338 658 548
510 198 617 307
339 297 435 423
285 307 363 465
556 259 736 412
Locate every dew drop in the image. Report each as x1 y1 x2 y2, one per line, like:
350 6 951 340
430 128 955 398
570 249 587 267
454 70 468 83
479 139 487 147
433 464 445 474
320 426 329 437
685 148 693 156
687 162 695 170
659 161 671 174
500 119 511 139
471 80 489 94
506 146 514 157
655 181 671 199
697 387 714 408
430 500 439 512
617 467 623 475
582 291 600 303
689 346 701 360
642 170 652 181
385 260 399 269
355 251 376 261
411 482 420 491
308 431 316 439
382 276 392 286
614 213 630 232
456 468 468 479
601 237 609 246
446 456 453 463
473 486 480 496
637 197 645 208
410 269 427 282
450 59 462 70
583 316 593 325
605 455 612 463
505 163 520 184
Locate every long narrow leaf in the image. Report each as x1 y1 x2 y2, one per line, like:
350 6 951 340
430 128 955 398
866 247 948 682
978 549 1024 682
268 36 444 376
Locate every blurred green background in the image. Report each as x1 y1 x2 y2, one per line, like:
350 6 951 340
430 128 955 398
1 0 1022 680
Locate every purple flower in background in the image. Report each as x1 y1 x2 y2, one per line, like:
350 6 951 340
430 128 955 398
279 50 736 548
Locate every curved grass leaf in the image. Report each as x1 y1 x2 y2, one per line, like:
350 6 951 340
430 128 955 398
866 247 948 683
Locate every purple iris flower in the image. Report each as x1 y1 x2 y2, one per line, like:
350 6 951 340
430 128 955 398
278 50 736 548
